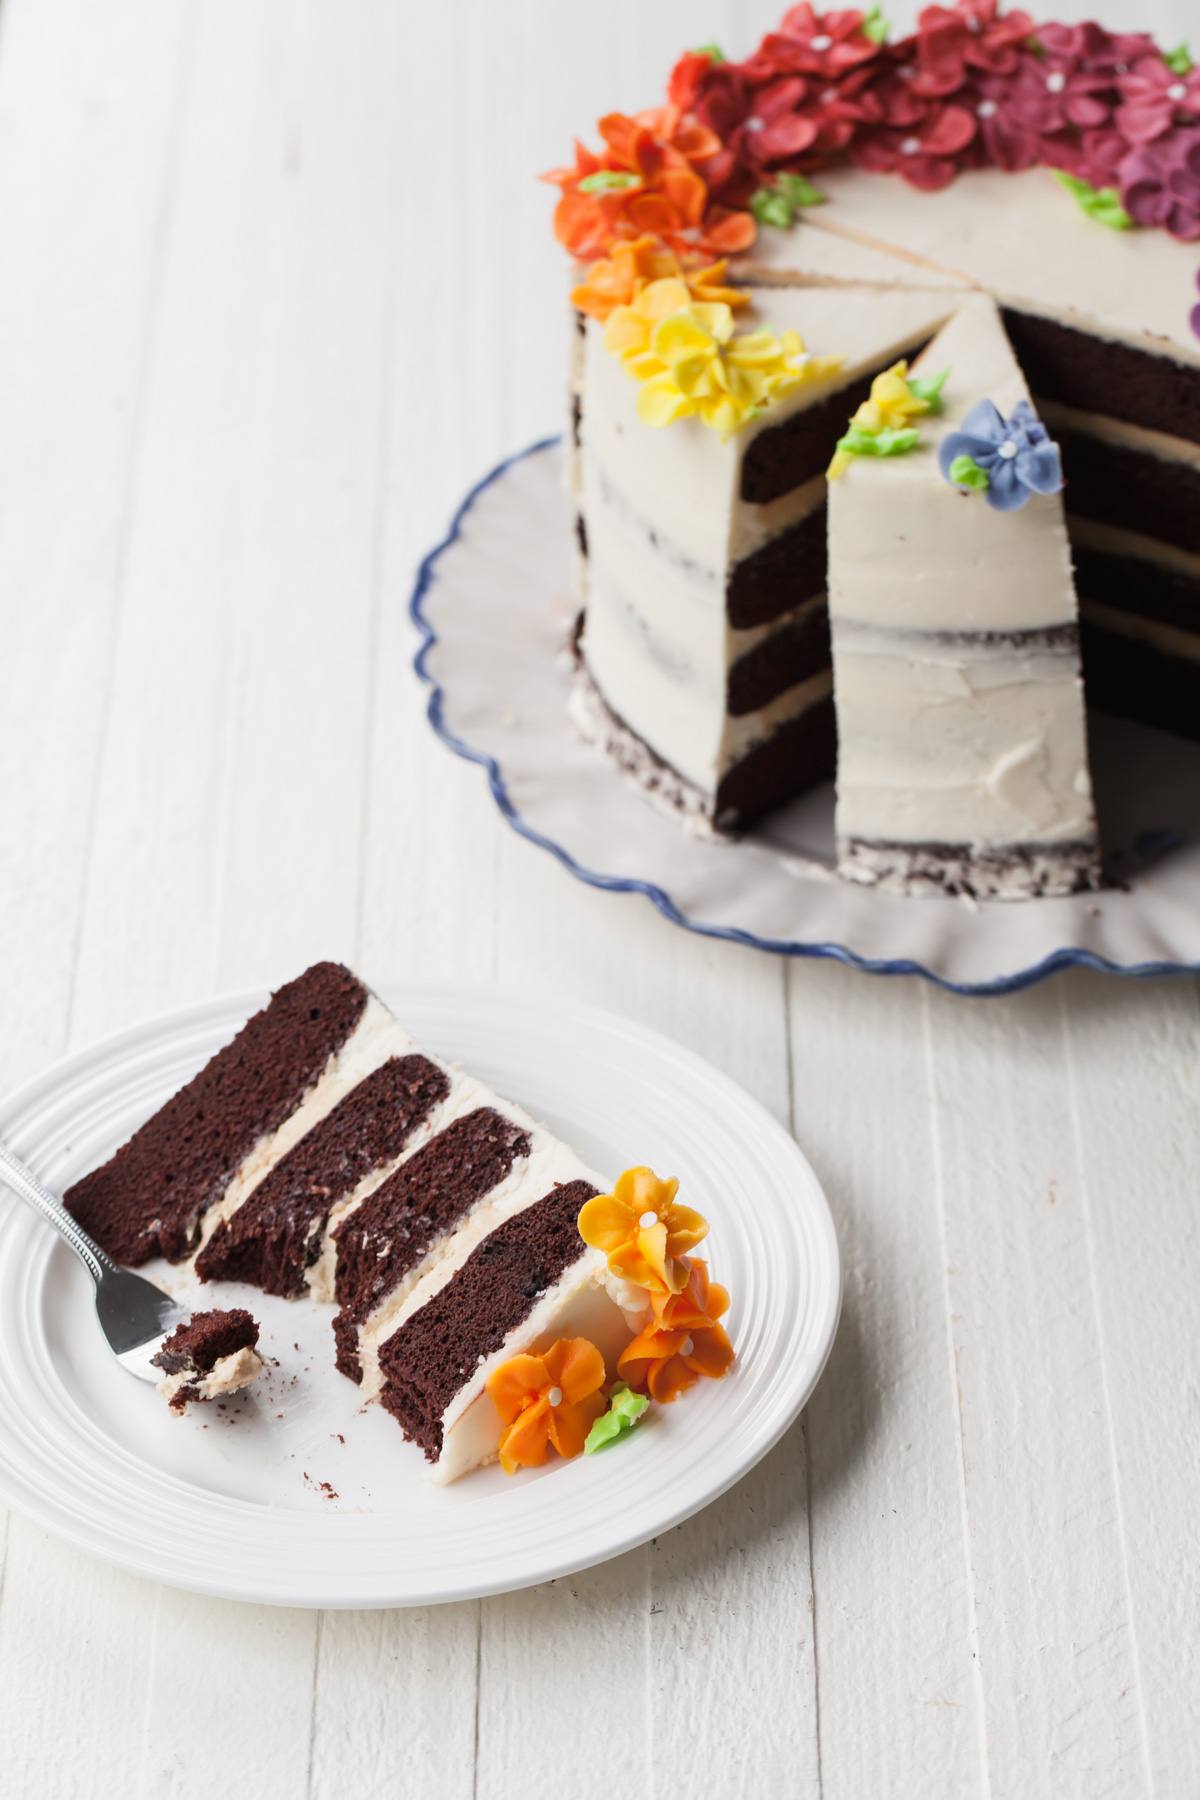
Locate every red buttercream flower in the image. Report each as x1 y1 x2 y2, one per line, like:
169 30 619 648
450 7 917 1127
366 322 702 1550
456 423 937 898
695 66 820 176
1117 55 1200 146
1119 127 1200 239
909 1 1035 99
751 4 885 80
850 99 978 189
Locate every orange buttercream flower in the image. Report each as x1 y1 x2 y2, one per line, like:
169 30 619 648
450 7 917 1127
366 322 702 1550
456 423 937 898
485 1337 607 1475
618 1258 735 1403
571 235 750 324
577 1166 708 1296
542 112 756 264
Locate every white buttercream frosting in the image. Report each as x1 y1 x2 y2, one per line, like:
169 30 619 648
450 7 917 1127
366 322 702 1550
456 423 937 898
826 294 1097 866
158 1344 264 1409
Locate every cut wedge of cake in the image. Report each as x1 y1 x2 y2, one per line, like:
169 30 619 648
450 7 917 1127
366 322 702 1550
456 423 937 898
572 282 963 832
826 294 1101 899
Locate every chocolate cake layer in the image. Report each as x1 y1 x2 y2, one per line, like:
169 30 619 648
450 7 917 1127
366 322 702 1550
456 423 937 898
1056 428 1200 556
378 1179 599 1461
332 1108 533 1381
726 506 827 629
715 693 837 831
728 605 832 716
1082 619 1200 741
64 962 368 1265
740 372 874 505
152 1308 260 1378
1002 308 1200 446
195 1054 450 1296
1071 541 1200 634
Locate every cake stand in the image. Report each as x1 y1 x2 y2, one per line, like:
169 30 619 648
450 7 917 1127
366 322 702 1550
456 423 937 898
411 440 1200 996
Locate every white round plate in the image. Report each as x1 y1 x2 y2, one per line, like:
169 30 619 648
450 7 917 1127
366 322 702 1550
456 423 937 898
412 440 1200 996
0 982 839 1609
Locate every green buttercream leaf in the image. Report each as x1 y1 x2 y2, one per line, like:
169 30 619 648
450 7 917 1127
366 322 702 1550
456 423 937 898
1165 43 1194 75
1051 169 1132 230
777 172 827 208
861 5 890 44
692 42 726 63
583 1383 649 1454
907 365 949 412
948 454 990 491
837 424 920 458
750 185 795 229
578 170 641 194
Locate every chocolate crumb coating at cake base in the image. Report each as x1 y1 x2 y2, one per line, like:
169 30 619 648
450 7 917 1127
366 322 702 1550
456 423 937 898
332 1108 533 1382
378 1180 600 1462
64 962 368 1265
152 1308 262 1411
838 837 1102 900
196 1054 450 1297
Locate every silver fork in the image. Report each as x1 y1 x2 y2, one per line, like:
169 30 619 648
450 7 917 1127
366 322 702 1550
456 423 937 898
0 1138 187 1381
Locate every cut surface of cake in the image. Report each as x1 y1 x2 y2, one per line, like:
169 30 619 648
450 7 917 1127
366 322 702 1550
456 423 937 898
573 282 961 832
152 1308 263 1412
826 294 1101 899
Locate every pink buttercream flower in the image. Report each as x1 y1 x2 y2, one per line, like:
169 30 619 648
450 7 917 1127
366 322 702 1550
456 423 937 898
908 0 1036 99
1118 127 1200 240
965 72 1041 170
1005 50 1115 135
1036 21 1157 74
1117 55 1200 145
849 100 978 189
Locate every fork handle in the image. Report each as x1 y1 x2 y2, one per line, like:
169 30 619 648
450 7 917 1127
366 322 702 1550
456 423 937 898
0 1138 117 1284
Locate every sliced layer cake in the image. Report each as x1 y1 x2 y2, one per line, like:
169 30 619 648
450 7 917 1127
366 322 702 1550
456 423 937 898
737 165 1200 751
66 964 656 1482
826 294 1100 899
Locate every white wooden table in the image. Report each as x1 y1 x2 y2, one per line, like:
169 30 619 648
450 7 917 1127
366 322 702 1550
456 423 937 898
1 1 1196 1793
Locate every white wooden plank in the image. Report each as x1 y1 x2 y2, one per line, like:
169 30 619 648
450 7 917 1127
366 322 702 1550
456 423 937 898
787 959 983 1798
925 975 1145 1797
310 1607 478 1800
0 0 190 1094
1062 972 1200 1797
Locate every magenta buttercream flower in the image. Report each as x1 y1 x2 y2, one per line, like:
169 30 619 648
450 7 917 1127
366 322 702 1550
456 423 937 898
1005 50 1115 134
966 71 1041 169
1117 55 1200 145
908 0 1035 99
1118 128 1200 240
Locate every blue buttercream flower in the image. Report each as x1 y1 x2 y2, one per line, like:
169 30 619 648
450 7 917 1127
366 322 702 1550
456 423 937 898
938 397 1063 512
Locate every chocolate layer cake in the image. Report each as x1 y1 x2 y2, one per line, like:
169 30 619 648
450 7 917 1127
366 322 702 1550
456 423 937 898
152 1308 263 1412
377 1178 631 1484
64 962 419 1263
62 964 668 1479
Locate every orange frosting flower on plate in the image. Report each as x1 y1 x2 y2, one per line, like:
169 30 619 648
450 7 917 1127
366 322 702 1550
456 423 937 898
571 235 750 324
577 1166 709 1296
618 1258 735 1403
485 1337 607 1475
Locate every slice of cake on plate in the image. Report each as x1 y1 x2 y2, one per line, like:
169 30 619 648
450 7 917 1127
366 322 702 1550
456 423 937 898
65 964 732 1482
825 293 1101 898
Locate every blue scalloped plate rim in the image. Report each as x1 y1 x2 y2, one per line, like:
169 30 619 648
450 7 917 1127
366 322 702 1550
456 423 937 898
409 437 1200 998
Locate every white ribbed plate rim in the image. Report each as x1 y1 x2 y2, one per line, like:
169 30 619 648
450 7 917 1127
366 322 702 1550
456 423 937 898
0 982 840 1609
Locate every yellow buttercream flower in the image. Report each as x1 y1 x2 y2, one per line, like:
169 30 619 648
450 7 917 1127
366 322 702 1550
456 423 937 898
578 1166 709 1296
827 360 945 479
603 280 844 438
